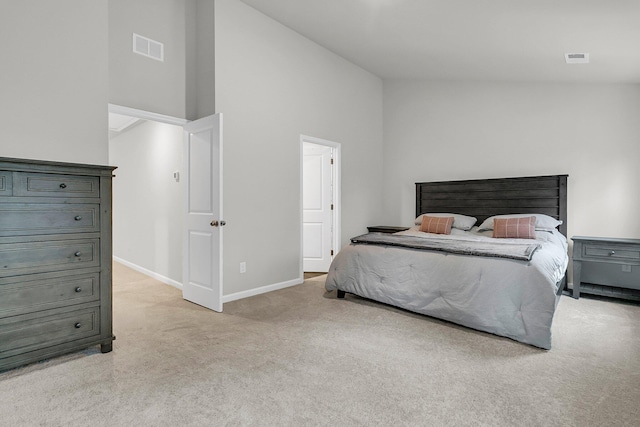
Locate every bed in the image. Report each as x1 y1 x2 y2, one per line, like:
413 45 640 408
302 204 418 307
325 175 569 349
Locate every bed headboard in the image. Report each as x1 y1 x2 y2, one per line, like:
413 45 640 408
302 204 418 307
416 175 568 236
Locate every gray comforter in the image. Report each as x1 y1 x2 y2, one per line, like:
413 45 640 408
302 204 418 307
325 228 568 349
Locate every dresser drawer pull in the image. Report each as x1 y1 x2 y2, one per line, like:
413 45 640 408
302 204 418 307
74 322 82 329
610 251 615 256
59 183 67 189
75 286 82 293
74 215 82 221
74 251 82 257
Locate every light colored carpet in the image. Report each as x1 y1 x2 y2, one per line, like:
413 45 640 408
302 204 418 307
1 262 639 426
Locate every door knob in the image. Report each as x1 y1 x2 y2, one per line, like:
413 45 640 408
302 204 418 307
210 220 219 227
220 221 226 226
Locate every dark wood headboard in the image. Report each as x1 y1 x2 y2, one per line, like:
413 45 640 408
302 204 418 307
416 175 568 236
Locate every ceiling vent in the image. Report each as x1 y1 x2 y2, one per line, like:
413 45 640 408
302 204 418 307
133 33 164 62
565 53 589 64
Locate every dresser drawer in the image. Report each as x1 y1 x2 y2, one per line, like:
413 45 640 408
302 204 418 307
0 273 99 317
0 238 99 277
582 244 640 263
0 306 99 356
0 172 11 196
0 204 100 236
14 172 99 198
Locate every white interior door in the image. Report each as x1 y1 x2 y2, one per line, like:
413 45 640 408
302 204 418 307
303 142 333 272
182 114 223 312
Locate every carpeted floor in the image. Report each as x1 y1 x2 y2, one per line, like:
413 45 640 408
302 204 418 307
1 262 639 426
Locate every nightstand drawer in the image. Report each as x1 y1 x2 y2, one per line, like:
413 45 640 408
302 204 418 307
0 204 100 236
582 244 640 263
0 306 99 356
14 172 99 198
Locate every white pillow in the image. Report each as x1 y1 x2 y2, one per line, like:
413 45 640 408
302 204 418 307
477 214 562 231
414 213 477 231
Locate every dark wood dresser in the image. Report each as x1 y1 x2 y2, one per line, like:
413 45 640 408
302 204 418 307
571 236 640 301
0 157 116 371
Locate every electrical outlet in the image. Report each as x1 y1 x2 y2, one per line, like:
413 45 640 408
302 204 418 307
240 262 246 274
621 264 632 273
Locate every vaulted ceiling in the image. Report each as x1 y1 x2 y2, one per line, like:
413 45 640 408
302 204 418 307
239 0 640 83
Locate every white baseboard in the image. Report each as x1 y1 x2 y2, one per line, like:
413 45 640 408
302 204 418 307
113 256 183 290
113 257 303 304
222 277 303 303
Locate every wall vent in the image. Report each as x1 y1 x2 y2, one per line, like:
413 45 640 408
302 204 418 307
565 53 589 64
133 33 164 62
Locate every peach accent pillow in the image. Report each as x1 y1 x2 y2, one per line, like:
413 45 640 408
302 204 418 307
420 215 454 235
493 216 536 239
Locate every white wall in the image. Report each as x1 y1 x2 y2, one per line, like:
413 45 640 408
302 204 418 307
185 0 216 121
109 0 187 119
215 0 384 296
0 1 108 164
383 80 640 242
109 120 184 284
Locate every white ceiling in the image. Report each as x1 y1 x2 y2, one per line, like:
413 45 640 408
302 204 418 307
239 0 640 83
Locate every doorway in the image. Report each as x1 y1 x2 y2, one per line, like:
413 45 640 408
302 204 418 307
108 105 225 312
300 135 341 275
108 104 186 288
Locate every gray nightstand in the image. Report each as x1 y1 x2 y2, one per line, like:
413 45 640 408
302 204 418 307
571 236 640 300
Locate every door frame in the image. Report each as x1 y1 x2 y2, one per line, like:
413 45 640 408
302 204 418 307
299 135 341 278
